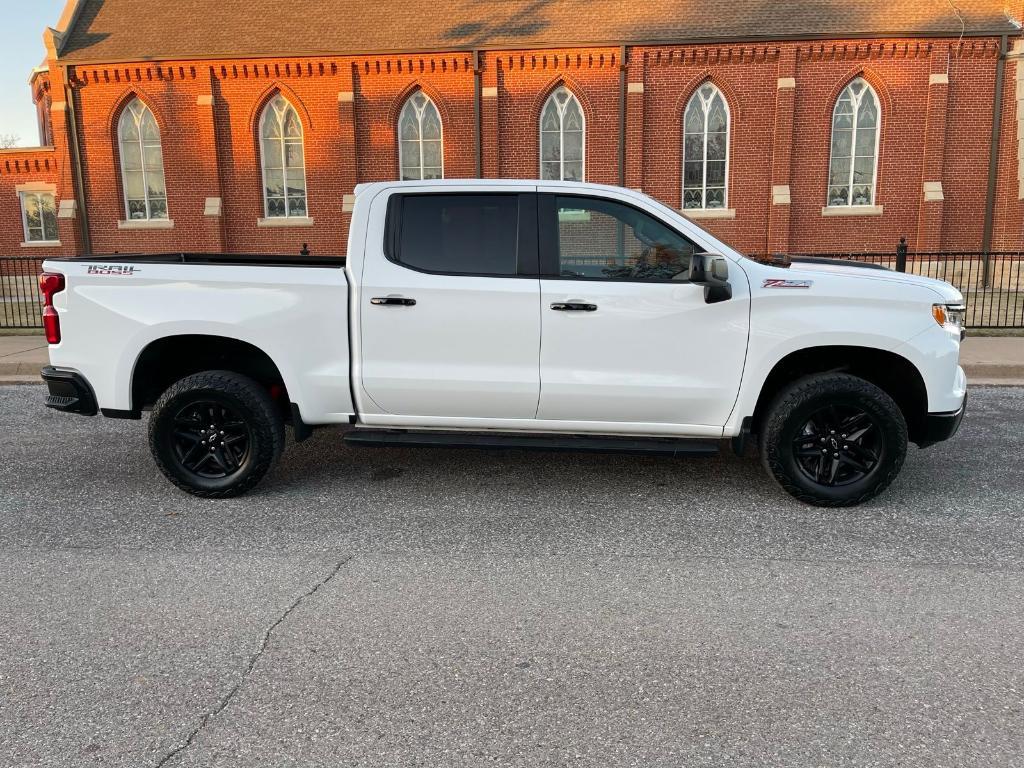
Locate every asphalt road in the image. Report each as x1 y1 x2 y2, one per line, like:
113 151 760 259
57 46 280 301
1 384 1022 767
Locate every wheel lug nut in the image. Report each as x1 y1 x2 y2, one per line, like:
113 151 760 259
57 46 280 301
822 448 828 453
833 453 840 458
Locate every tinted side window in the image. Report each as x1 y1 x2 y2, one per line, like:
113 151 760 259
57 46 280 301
396 194 519 275
553 195 698 281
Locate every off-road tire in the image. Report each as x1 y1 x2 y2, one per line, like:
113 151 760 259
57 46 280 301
760 373 908 507
148 370 284 498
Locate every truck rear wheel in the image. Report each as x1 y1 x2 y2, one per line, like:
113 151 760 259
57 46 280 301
759 373 907 507
148 370 284 498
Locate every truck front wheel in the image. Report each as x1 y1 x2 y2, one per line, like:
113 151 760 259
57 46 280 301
148 371 284 498
759 373 908 507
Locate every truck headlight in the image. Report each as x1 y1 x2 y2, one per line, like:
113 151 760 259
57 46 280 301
932 303 966 339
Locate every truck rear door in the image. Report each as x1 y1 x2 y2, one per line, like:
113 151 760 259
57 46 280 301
357 189 540 419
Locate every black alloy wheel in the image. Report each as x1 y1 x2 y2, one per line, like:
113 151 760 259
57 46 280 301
791 404 882 487
760 373 908 507
148 371 284 498
171 400 252 479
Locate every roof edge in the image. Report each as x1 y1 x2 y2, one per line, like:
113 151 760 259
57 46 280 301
52 0 87 58
56 28 1016 67
28 65 50 86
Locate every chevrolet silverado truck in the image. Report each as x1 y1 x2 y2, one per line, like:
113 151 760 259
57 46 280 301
38 180 967 506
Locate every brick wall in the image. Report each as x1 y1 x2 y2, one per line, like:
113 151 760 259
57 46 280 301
0 70 79 259
71 65 219 255
639 45 778 253
0 147 78 257
493 49 621 185
991 40 1022 251
787 42 930 253
1 36 1020 259
211 60 350 256
943 42 1005 251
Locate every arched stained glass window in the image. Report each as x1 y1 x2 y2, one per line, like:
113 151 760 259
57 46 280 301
827 78 880 207
259 95 307 218
398 91 443 181
540 86 584 181
682 84 729 210
118 99 167 220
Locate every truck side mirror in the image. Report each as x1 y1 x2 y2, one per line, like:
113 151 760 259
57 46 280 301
689 253 732 304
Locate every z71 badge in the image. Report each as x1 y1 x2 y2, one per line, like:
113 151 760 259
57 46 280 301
763 278 813 289
87 264 139 276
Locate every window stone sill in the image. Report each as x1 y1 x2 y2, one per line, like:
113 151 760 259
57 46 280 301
821 205 883 217
15 182 57 194
20 240 61 248
257 216 314 228
682 208 736 220
118 219 174 230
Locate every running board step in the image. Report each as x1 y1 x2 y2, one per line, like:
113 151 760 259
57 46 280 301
343 429 720 457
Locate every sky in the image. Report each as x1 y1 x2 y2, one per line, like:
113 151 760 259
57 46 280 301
0 1 66 146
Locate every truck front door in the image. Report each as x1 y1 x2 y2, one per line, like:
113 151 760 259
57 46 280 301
535 191 749 430
358 189 541 419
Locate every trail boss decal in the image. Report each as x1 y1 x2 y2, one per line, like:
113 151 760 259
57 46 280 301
763 278 813 289
87 264 139 276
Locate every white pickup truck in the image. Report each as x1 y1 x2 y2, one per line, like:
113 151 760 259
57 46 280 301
39 180 967 506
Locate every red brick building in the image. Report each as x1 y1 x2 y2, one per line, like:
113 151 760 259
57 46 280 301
2 0 1023 260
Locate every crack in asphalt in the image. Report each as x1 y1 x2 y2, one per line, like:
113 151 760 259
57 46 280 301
153 554 355 768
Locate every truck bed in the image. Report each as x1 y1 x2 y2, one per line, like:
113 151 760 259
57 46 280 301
41 252 355 424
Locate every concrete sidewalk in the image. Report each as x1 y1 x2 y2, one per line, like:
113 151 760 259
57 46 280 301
2 333 1023 385
0 335 48 383
958 337 1024 384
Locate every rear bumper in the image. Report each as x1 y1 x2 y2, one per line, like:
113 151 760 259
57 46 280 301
916 391 967 448
40 366 97 416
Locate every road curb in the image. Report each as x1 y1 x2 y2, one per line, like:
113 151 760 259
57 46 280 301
964 363 1024 379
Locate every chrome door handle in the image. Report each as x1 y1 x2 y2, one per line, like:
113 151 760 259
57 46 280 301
370 296 416 306
550 302 597 312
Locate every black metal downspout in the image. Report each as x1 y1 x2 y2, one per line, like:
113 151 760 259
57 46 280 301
618 44 627 186
473 50 482 179
61 65 91 255
981 34 1008 286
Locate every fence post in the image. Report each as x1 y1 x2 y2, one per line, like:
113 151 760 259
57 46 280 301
895 236 908 273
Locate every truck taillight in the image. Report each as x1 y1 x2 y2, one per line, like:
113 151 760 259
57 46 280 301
39 272 65 344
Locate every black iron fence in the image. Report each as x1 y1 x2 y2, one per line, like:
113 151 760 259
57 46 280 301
1 248 1023 329
0 257 44 330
